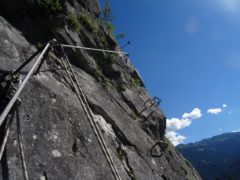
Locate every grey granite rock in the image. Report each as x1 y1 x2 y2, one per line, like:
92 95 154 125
0 1 202 180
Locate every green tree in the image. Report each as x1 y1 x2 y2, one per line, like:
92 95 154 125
102 0 115 34
103 0 113 22
102 0 126 38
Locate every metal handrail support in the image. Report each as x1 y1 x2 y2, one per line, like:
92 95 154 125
0 43 51 127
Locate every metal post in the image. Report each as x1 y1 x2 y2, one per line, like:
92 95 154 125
0 43 50 127
13 47 44 75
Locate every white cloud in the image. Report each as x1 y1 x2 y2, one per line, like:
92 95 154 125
167 108 202 132
167 118 191 131
222 104 227 108
232 129 240 133
207 108 222 114
185 17 199 34
182 108 202 120
166 131 186 146
166 108 202 145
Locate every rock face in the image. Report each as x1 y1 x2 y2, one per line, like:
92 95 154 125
177 132 240 180
0 1 201 179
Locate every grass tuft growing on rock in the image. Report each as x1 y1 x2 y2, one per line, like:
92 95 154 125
105 22 115 34
131 77 142 87
66 13 81 32
130 111 137 120
116 147 127 161
94 65 103 79
36 42 43 49
79 13 99 34
101 79 114 90
105 53 116 63
40 0 62 13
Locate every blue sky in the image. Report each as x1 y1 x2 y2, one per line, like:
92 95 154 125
101 0 240 145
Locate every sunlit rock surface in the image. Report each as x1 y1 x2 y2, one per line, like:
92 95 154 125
0 1 201 179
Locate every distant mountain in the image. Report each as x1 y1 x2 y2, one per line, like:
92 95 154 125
177 132 240 180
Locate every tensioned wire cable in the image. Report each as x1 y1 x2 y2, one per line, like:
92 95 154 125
0 43 51 127
0 41 129 128
0 41 125 180
58 50 122 180
61 44 128 56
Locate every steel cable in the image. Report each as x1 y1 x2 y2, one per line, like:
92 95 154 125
59 55 122 180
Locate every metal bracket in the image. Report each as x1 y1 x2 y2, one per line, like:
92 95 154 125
150 140 168 158
139 96 161 120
